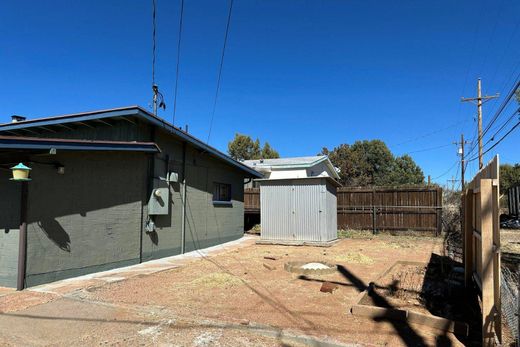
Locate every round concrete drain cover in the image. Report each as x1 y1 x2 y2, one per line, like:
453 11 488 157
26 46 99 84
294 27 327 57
284 261 337 275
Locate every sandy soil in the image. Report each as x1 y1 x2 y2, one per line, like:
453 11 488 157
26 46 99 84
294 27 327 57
0 235 466 346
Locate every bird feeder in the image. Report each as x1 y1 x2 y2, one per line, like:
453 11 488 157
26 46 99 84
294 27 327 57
10 163 32 181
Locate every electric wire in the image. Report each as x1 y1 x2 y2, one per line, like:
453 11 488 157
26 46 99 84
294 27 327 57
482 76 520 137
404 143 453 155
468 120 520 162
207 0 234 144
152 0 157 86
391 119 469 148
482 107 520 147
172 0 185 125
432 159 459 180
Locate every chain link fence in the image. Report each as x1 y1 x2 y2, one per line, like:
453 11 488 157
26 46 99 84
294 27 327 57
501 266 519 342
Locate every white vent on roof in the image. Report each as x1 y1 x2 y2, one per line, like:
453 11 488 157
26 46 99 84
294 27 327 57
11 115 26 123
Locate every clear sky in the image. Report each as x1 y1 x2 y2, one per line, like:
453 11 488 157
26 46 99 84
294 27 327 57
1 0 519 186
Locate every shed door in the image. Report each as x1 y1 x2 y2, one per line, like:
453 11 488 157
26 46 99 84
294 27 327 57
292 182 322 241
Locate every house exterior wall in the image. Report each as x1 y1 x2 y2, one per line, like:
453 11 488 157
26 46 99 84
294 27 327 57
0 119 249 287
0 169 21 287
260 178 337 242
23 152 148 286
142 130 245 261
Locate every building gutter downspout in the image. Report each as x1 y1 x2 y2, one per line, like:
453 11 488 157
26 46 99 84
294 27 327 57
181 141 187 254
17 182 28 290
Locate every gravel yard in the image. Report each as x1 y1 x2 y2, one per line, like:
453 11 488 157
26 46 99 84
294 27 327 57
0 234 465 346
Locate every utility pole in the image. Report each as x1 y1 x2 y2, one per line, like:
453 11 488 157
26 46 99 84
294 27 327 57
447 176 458 191
454 134 470 191
461 78 499 169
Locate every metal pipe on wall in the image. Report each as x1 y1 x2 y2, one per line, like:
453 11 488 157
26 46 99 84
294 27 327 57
17 182 28 290
180 141 187 254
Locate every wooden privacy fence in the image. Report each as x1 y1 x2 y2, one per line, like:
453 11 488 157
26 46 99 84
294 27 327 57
245 186 443 235
463 155 501 346
336 186 442 235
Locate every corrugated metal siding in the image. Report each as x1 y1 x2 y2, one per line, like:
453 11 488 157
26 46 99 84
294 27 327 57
260 178 337 242
325 181 338 241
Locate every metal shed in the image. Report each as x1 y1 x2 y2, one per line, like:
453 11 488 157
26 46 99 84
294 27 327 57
258 176 339 245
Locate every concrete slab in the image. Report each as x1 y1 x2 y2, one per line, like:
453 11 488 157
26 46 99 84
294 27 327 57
29 235 257 295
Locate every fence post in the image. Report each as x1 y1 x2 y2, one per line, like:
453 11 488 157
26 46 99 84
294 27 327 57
464 189 474 287
480 179 498 346
372 189 376 235
436 187 443 236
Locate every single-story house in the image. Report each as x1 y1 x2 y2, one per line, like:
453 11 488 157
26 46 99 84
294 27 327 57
0 106 261 288
243 156 340 245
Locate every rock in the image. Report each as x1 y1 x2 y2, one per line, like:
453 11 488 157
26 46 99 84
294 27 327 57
263 263 276 271
320 282 339 293
264 256 278 260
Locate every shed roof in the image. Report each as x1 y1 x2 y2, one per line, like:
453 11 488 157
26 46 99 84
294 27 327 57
0 106 262 178
243 155 340 180
243 156 327 168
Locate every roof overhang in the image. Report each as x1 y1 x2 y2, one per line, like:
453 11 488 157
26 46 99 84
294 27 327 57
0 135 161 153
0 106 262 178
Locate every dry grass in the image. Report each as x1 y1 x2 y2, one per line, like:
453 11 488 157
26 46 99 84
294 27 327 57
337 229 374 239
335 252 374 264
189 272 245 289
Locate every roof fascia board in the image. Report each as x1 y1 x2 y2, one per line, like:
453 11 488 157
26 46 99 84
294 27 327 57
134 109 262 178
0 109 141 132
0 141 160 153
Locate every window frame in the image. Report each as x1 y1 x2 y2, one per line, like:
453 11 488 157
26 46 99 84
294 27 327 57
213 182 232 205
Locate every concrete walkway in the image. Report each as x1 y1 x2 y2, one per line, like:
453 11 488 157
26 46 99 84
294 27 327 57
28 235 257 296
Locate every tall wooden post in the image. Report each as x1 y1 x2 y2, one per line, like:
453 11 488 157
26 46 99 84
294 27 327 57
464 189 474 287
480 179 497 346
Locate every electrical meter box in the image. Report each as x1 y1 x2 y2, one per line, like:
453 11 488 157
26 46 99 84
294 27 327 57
148 186 170 215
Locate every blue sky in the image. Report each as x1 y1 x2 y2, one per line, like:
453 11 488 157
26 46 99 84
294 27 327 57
1 0 519 186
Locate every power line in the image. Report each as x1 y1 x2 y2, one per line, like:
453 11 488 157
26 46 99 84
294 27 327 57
207 0 235 144
404 143 453 155
432 160 459 180
391 119 469 147
172 0 185 125
152 0 157 86
468 120 520 162
482 76 520 137
483 107 520 148
150 0 166 116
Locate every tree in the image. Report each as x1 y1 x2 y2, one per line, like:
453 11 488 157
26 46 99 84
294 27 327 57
391 155 425 185
261 142 279 159
500 164 520 195
321 140 425 187
228 134 279 160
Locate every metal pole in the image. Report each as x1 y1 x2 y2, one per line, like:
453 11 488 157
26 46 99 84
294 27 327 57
181 141 187 254
17 182 28 291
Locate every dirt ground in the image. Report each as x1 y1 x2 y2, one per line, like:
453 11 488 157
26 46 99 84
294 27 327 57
0 234 466 346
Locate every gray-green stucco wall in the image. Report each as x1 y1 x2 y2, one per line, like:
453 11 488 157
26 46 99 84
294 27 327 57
24 152 147 287
0 169 21 287
142 130 245 261
0 120 247 287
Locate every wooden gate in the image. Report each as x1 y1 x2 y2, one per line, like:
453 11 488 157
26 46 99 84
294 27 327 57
463 155 501 346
